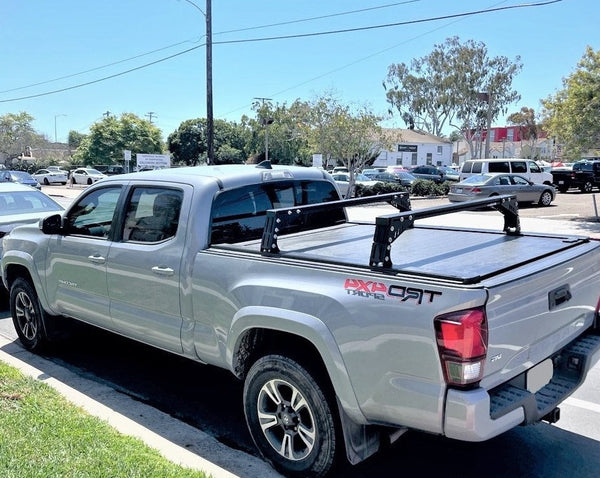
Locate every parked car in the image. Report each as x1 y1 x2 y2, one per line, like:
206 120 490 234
409 165 446 183
361 168 387 178
370 171 416 188
95 165 127 175
0 182 64 261
438 166 460 181
32 168 68 185
71 167 108 185
448 173 555 206
386 166 409 175
331 172 379 198
0 170 41 190
459 158 553 185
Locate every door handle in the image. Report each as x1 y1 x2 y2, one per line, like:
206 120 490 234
152 266 174 276
88 254 106 264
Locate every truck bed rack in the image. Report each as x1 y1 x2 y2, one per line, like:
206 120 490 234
261 193 520 269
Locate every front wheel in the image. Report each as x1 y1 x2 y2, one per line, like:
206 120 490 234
580 181 593 193
538 190 553 206
244 355 339 478
43 177 50 185
10 278 50 351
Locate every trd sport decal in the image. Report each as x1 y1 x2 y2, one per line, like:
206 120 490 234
344 278 442 304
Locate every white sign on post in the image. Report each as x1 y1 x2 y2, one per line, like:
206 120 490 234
136 153 170 171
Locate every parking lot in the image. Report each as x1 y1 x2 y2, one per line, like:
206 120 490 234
2 181 600 478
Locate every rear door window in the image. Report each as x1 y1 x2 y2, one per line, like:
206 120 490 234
489 161 510 173
210 180 342 244
511 161 527 173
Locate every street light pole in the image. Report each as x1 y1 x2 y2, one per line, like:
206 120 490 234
54 114 66 143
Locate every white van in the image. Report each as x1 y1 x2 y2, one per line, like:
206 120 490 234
459 158 553 184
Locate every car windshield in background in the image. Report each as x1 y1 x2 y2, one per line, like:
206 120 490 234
0 190 63 216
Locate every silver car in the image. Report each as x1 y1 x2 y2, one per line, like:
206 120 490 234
0 182 64 261
448 173 555 206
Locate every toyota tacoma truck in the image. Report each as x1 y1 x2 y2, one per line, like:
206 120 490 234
2 163 600 477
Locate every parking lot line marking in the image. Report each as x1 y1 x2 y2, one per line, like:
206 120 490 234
564 397 600 414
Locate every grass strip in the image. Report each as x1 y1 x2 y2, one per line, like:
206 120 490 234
0 361 209 478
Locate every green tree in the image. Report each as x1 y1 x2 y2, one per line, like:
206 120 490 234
167 118 248 165
74 113 163 166
384 36 522 158
300 93 395 197
68 130 86 149
507 107 540 159
542 46 600 158
245 100 312 165
0 112 41 160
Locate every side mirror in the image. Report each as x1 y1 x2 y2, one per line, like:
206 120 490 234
41 214 63 234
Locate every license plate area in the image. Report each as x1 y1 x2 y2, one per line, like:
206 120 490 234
526 358 553 393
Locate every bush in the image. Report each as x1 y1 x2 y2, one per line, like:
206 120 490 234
410 179 453 197
355 182 407 197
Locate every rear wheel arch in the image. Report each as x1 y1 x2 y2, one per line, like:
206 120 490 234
233 328 332 389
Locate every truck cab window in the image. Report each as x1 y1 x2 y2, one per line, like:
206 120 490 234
210 180 342 244
125 188 183 242
66 186 122 238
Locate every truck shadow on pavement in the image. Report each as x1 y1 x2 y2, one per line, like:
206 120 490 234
1 303 599 478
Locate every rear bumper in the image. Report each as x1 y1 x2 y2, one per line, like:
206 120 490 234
444 331 600 442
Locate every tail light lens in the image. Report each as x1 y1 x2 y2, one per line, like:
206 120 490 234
471 187 481 193
434 307 488 387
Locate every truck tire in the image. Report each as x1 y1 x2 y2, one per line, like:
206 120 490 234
580 181 593 193
9 278 51 352
558 186 568 193
538 190 553 206
244 354 339 478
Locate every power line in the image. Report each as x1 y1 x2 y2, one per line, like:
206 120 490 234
0 0 563 104
213 0 564 45
215 1 420 35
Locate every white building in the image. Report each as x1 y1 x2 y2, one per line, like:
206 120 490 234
373 129 454 168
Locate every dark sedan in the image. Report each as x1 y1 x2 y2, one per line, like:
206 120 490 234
0 170 41 190
409 165 446 183
448 173 555 206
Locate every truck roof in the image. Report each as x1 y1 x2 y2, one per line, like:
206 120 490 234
99 163 331 190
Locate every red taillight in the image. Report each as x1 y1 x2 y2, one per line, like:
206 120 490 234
435 307 488 387
471 187 481 193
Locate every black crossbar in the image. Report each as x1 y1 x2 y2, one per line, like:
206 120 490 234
369 195 520 267
261 192 410 253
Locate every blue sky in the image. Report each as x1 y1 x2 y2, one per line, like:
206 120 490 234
0 0 597 143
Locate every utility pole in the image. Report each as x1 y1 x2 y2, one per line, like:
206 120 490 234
146 112 156 124
206 0 214 164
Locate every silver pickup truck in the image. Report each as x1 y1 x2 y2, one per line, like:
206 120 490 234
2 163 600 478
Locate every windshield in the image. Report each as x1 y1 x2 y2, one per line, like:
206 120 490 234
0 190 63 216
462 174 491 184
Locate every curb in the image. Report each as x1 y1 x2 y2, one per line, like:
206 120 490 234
0 335 282 478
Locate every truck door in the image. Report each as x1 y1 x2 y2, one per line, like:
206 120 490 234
45 186 122 327
106 185 187 353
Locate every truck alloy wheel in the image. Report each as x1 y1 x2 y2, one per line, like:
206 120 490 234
581 181 593 193
244 354 338 477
